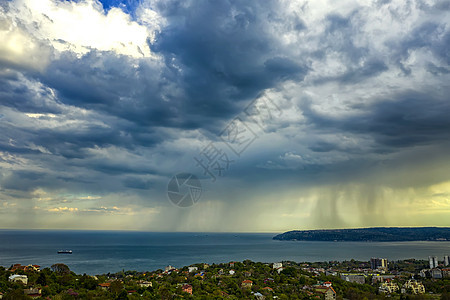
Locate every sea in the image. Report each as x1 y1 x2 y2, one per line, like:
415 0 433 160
1 230 449 275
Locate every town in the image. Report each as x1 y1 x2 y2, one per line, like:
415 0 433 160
1 256 450 299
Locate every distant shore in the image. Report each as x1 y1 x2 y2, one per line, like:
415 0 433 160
273 227 450 242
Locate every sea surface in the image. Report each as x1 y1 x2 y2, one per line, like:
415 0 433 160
1 230 449 275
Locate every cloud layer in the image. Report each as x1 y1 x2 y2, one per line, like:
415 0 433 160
0 0 449 231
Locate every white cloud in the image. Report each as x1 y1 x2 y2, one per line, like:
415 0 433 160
48 206 79 212
3 0 162 59
0 13 52 71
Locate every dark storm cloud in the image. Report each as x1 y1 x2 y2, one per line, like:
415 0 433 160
123 176 153 189
426 62 450 75
0 71 62 115
1 0 450 231
390 21 450 69
41 52 173 127
315 59 389 84
1 170 49 192
0 0 312 196
302 90 450 151
321 13 367 63
152 0 308 119
310 12 391 85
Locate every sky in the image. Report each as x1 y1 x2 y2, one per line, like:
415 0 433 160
0 0 449 232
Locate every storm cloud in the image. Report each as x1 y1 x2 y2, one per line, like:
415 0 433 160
0 0 449 231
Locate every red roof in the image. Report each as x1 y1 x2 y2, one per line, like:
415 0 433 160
242 280 253 284
98 283 111 287
316 286 336 294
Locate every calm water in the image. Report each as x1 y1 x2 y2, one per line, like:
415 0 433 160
0 230 449 275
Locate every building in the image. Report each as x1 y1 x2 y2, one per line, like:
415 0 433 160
31 265 40 272
429 256 438 269
165 265 176 272
379 281 399 294
403 280 425 294
340 274 365 284
418 269 429 278
181 284 193 295
194 272 205 278
229 269 235 275
442 268 450 278
273 262 282 269
264 278 274 284
24 288 42 299
8 274 28 285
188 266 198 273
372 274 396 283
315 286 337 300
10 264 25 272
241 280 253 288
431 268 442 279
10 264 39 272
273 262 284 274
313 282 337 300
444 255 449 266
137 281 152 288
370 258 388 270
243 271 252 277
98 283 110 290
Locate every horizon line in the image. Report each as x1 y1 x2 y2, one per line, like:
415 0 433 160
1 225 450 233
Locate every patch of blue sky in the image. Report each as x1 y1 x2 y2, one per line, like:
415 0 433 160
97 0 141 16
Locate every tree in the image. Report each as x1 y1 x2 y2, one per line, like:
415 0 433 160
41 286 52 297
116 290 129 300
51 263 70 275
79 274 98 290
36 272 47 286
110 280 124 296
3 288 30 300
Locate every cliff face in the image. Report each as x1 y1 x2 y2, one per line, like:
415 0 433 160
273 227 450 242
